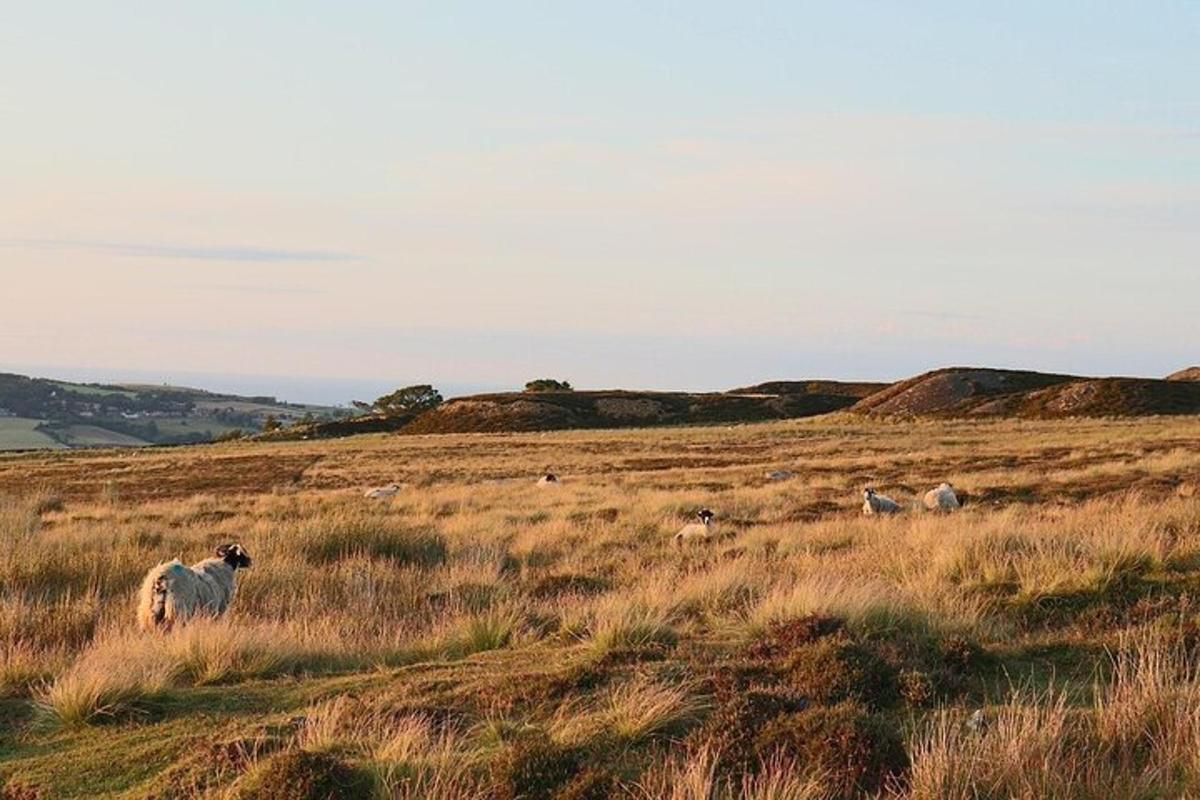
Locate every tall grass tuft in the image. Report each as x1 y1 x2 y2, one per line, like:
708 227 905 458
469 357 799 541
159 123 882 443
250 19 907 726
291 512 447 567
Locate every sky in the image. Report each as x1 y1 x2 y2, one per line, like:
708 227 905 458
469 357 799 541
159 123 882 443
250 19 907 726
2 2 1197 404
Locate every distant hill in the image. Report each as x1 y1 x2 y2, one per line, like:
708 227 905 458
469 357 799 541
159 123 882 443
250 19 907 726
0 372 347 451
851 367 1200 419
401 381 882 435
851 368 1078 416
7 364 1197 449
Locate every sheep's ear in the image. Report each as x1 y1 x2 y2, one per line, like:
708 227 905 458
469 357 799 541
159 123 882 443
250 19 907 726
215 544 231 557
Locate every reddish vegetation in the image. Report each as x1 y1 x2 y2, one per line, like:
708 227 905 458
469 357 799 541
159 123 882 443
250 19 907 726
401 383 882 435
853 367 1200 419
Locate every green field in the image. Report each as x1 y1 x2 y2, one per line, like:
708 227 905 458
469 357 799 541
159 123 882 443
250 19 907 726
0 417 63 450
192 399 328 418
52 425 150 448
151 416 244 438
49 382 137 398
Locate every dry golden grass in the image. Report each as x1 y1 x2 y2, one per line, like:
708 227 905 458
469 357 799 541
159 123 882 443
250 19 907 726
0 415 1199 797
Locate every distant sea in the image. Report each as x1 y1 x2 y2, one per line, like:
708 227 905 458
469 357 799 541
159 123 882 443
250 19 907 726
0 364 506 407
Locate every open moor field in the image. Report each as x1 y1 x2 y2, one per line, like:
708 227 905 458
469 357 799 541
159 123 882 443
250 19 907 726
2 416 1200 798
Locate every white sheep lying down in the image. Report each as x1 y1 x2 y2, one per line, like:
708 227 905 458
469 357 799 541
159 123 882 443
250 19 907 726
364 483 401 500
137 544 252 631
862 488 902 515
924 482 961 511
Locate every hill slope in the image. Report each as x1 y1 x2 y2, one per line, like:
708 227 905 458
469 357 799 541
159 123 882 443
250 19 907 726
851 368 1079 416
853 367 1200 419
1167 367 1200 382
402 381 883 435
0 372 345 450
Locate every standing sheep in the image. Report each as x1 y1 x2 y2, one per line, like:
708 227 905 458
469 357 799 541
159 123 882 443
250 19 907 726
862 488 902 516
674 509 716 544
923 482 961 512
137 544 252 632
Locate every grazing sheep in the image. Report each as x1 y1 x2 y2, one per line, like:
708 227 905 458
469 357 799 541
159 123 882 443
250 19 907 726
674 508 716 545
862 488 902 516
137 544 252 632
767 470 795 481
924 482 961 512
363 483 401 500
537 473 560 487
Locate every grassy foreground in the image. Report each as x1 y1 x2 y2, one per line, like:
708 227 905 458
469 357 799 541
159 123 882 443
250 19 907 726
2 416 1200 798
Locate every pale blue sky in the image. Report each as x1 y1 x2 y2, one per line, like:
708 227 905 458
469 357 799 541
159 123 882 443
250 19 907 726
2 3 1197 402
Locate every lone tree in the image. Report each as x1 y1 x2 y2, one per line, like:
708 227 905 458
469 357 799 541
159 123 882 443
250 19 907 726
524 378 573 393
373 384 443 416
262 414 282 432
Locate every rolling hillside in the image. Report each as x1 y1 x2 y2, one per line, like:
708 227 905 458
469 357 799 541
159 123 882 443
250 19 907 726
400 381 885 435
0 372 346 451
851 367 1200 419
1168 367 1200 382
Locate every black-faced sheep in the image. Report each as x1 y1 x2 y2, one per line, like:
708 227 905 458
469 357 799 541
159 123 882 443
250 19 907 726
674 508 716 544
137 544 252 632
537 473 560 487
862 488 902 516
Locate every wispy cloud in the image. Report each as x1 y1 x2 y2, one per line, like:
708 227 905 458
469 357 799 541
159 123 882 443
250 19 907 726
183 282 327 296
900 309 989 322
1 238 364 263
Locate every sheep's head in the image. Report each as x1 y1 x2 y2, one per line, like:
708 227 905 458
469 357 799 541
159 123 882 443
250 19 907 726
698 508 715 524
863 488 876 499
216 543 252 570
543 473 558 482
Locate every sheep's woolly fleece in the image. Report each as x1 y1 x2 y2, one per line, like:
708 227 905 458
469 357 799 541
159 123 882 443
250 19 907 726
137 555 241 631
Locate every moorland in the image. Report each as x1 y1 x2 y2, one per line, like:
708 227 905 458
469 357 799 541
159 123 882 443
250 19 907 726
2 414 1200 798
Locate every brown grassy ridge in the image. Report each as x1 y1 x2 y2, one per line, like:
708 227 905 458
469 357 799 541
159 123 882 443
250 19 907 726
399 383 884 435
0 415 1199 797
852 367 1200 420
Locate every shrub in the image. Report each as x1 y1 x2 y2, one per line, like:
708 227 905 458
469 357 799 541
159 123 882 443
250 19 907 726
746 614 845 661
785 633 898 710
553 767 615 800
898 669 936 707
524 379 573 393
940 635 983 673
755 702 908 799
489 731 582 800
686 686 810 775
373 385 443 416
1 777 43 800
236 750 373 800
